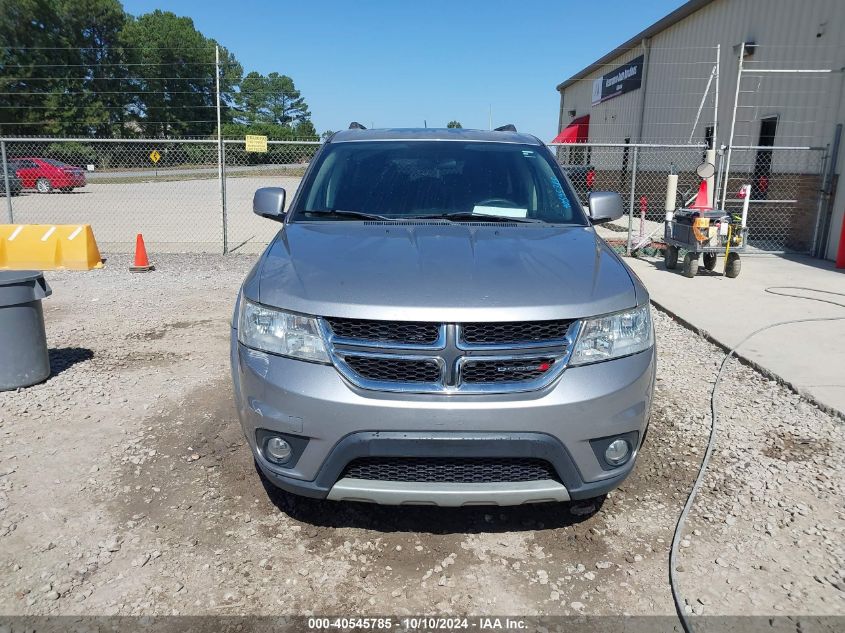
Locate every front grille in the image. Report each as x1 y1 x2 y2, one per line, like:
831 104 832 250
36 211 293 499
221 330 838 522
325 317 439 345
326 318 577 393
460 320 572 345
461 358 556 384
343 356 441 383
341 457 559 483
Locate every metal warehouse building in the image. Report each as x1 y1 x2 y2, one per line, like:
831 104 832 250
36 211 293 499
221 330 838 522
553 0 845 261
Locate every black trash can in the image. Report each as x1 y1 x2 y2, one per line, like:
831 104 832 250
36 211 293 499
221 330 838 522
0 271 52 391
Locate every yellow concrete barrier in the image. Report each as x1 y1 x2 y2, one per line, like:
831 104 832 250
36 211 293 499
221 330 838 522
0 224 104 271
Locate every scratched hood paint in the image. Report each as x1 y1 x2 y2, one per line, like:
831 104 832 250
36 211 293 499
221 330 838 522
254 223 637 321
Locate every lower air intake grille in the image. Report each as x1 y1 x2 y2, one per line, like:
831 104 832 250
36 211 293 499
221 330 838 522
341 457 559 483
343 356 440 383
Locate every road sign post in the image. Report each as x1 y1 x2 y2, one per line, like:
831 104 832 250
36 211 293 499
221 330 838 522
149 149 161 177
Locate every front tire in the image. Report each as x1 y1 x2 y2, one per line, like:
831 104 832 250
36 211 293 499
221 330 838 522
36 178 53 193
725 253 741 278
682 253 699 278
702 253 718 270
664 245 679 269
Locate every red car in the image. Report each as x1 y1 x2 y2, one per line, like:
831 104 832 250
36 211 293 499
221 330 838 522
13 157 86 193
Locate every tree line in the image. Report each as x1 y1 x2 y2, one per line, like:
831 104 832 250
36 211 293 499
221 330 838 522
0 0 317 139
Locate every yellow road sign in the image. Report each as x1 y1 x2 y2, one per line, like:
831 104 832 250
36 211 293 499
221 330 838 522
245 134 268 153
149 150 161 164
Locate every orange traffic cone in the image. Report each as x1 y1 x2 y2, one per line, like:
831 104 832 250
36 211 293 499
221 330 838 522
129 233 154 272
689 180 711 211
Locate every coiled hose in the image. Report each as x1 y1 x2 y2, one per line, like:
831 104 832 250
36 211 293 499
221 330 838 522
669 286 845 633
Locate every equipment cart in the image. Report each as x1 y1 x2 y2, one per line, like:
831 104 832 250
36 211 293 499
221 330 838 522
664 210 747 278
663 172 751 278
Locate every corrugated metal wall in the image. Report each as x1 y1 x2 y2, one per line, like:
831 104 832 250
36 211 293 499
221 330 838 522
556 0 845 258
558 0 844 149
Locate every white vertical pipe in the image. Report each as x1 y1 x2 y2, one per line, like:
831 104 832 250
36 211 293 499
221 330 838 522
741 184 751 228
665 173 678 218
705 148 716 208
721 43 745 208
713 44 720 156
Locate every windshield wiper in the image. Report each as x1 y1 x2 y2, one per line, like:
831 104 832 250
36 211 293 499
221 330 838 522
303 209 394 221
407 212 545 224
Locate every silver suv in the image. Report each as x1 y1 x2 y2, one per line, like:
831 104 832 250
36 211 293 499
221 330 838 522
231 126 655 507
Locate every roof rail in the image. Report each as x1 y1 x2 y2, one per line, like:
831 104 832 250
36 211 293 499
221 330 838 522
494 124 517 132
348 122 367 130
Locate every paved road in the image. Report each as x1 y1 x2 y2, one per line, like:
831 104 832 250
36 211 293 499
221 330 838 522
85 163 304 181
627 253 845 417
5 176 303 253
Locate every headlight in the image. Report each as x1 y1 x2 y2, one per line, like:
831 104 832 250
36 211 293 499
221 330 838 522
570 304 653 366
238 299 329 363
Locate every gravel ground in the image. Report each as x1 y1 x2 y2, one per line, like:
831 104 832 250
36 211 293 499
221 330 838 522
0 253 842 617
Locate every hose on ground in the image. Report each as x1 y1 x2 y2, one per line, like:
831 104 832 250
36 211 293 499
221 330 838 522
669 286 845 633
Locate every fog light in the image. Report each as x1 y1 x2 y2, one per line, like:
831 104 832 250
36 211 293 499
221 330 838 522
265 437 292 464
605 439 630 466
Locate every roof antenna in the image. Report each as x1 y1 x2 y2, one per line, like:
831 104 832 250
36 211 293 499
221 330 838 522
494 124 517 132
348 121 367 130
424 120 427 128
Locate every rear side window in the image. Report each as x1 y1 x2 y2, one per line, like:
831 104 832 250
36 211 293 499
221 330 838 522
296 141 585 224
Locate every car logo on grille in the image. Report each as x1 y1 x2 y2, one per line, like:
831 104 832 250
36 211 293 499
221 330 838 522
496 361 553 373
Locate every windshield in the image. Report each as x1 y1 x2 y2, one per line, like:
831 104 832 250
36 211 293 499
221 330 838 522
293 141 586 224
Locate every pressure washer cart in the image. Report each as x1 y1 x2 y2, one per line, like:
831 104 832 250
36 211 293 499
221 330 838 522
663 165 750 278
664 210 748 278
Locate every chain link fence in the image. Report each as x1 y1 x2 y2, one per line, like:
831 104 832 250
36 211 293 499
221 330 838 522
552 142 711 253
0 137 318 253
552 142 828 255
0 137 828 255
719 146 827 253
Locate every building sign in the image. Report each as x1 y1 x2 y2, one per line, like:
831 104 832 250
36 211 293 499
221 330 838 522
245 134 268 153
591 55 644 106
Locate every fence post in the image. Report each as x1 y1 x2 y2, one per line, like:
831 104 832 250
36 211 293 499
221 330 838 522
215 45 228 254
626 146 639 256
816 124 842 258
1 140 13 224
221 141 228 254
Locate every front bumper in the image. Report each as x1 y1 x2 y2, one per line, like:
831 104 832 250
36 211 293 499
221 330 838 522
52 175 86 188
231 333 655 505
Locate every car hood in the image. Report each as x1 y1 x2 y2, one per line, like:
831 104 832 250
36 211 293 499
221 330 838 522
255 223 637 321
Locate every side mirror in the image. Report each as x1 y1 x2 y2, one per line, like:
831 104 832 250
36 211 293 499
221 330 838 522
253 187 286 221
587 191 624 224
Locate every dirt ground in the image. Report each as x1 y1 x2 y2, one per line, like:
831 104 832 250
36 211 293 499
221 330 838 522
0 254 842 619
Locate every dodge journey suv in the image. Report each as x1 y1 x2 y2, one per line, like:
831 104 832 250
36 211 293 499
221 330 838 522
231 126 655 507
